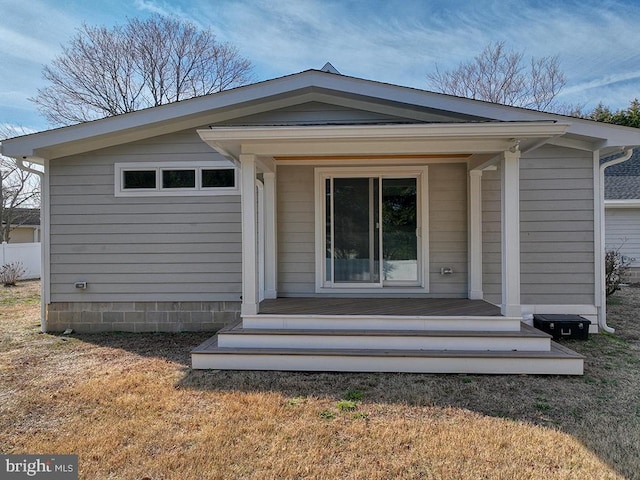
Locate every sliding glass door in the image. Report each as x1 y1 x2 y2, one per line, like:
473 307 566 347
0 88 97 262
330 177 381 283
381 178 418 283
323 173 420 288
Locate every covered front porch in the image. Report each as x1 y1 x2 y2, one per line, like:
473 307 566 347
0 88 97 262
199 122 569 317
193 122 584 374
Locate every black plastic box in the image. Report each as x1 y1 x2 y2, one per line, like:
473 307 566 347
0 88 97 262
533 314 591 341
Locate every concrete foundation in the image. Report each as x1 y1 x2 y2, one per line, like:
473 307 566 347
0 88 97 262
45 301 241 333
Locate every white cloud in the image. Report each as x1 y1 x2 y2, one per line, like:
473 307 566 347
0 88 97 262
0 26 60 64
133 0 174 16
103 0 640 111
180 0 640 103
133 0 208 28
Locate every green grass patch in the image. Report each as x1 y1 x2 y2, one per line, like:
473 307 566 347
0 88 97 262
337 400 357 411
319 410 336 420
534 398 551 411
344 389 364 401
287 396 306 406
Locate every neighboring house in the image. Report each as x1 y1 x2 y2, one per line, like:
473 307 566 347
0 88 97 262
3 207 41 243
0 208 41 279
3 65 640 375
604 150 640 282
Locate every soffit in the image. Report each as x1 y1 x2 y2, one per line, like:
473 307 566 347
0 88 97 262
198 122 570 161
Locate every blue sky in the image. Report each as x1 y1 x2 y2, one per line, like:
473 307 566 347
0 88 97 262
1 0 640 133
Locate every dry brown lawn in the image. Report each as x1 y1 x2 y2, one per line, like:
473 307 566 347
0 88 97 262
1 280 639 479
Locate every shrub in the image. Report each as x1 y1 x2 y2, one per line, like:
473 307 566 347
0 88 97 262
1 262 26 287
605 248 630 297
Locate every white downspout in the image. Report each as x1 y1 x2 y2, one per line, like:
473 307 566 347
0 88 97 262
598 148 634 333
14 157 47 332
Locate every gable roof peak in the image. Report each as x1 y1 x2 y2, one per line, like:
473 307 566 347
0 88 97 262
320 62 341 74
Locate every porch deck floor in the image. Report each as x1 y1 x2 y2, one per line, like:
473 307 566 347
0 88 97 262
258 298 501 317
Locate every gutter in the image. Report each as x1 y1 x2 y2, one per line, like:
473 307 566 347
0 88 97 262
14 157 47 332
598 148 634 333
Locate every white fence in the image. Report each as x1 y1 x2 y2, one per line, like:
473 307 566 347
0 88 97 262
1 242 41 279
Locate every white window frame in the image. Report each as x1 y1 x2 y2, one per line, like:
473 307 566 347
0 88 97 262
115 161 239 197
314 165 429 294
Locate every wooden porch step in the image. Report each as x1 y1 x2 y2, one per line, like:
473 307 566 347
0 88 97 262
217 322 552 352
241 314 523 332
191 338 584 375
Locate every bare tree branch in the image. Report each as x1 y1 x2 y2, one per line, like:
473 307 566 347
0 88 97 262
30 15 254 126
427 41 568 112
0 125 42 243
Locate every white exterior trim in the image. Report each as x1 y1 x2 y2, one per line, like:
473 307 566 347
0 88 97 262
256 179 265 302
240 154 259 315
521 304 597 316
596 148 633 332
468 169 483 300
242 314 522 331
43 159 51 314
205 122 567 142
114 161 238 197
192 351 583 375
594 151 605 328
201 123 569 161
313 165 429 294
263 171 278 299
501 149 521 316
7 69 640 162
218 331 550 352
275 156 469 166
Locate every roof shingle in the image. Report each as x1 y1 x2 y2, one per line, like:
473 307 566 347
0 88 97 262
605 150 640 199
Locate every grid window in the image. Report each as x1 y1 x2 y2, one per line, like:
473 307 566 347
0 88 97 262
123 170 156 189
163 169 196 189
116 162 239 197
202 169 235 188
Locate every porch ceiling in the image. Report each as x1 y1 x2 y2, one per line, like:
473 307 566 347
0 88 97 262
197 122 569 162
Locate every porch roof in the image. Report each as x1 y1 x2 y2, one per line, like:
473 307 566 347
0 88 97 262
197 121 570 163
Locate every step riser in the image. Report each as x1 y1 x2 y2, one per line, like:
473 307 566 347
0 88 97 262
242 315 522 332
192 353 583 375
217 334 551 352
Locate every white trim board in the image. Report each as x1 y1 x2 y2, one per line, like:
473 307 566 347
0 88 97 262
114 160 239 197
6 69 639 161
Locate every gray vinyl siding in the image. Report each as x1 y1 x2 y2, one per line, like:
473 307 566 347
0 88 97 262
605 208 640 266
218 101 464 126
277 165 316 295
49 129 242 303
276 162 468 297
428 163 468 296
482 147 596 306
520 147 595 305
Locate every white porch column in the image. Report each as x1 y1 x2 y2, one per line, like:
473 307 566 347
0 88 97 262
240 154 259 315
468 169 483 300
501 149 521 317
263 171 278 299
